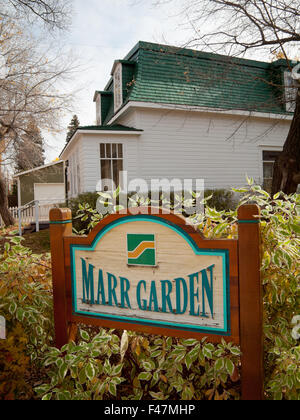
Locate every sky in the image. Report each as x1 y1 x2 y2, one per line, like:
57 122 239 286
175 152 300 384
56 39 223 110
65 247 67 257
44 0 299 163
44 0 187 162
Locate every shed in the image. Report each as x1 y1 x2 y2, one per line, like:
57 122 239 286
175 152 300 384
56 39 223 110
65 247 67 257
15 160 65 207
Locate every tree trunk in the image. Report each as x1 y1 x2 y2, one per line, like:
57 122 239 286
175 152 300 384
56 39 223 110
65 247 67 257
0 173 15 227
271 88 300 196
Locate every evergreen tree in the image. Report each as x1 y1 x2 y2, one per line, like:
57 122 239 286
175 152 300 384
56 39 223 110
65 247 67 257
66 114 80 143
15 120 45 173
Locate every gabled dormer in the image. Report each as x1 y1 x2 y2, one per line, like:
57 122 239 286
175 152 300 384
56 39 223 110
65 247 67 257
111 60 136 113
93 91 113 125
283 69 298 112
93 60 136 125
270 59 299 113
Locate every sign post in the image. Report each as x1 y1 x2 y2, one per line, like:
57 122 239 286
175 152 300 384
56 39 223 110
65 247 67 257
49 208 73 348
238 205 264 400
49 205 263 400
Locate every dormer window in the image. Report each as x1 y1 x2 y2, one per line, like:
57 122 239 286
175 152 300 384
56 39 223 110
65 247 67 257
96 93 101 125
114 63 123 112
284 71 298 112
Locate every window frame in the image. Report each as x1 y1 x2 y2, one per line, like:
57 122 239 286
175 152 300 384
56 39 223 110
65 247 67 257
96 93 102 125
262 149 281 192
99 142 124 191
284 71 298 112
113 63 123 113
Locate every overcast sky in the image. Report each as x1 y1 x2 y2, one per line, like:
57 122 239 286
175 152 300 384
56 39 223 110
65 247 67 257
45 0 187 162
44 0 297 163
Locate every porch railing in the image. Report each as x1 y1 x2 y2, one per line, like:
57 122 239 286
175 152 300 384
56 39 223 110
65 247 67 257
0 202 56 236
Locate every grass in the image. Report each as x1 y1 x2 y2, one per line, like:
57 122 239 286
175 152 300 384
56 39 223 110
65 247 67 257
0 228 50 255
22 230 51 254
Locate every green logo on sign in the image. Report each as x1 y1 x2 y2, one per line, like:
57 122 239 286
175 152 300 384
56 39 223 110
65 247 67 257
127 234 156 266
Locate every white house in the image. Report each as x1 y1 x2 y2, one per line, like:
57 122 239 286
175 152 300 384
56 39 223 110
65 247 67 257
60 41 295 197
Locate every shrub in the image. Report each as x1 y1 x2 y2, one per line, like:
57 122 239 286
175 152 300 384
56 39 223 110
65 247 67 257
1 182 299 400
36 330 241 401
62 192 99 233
67 189 236 234
0 231 53 399
71 181 300 400
204 189 236 211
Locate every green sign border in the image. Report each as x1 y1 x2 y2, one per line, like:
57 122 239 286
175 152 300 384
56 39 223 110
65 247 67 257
70 216 231 336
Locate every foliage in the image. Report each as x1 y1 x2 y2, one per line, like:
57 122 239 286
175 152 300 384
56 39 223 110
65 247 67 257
66 115 80 144
0 182 299 400
36 330 241 401
0 230 53 399
0 12 76 226
0 322 31 400
70 189 236 235
204 189 236 212
71 180 300 400
63 192 101 234
235 183 300 400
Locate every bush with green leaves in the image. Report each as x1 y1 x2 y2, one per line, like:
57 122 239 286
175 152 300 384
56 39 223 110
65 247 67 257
0 230 53 399
1 180 299 400
61 192 100 234
70 180 299 400
36 329 241 400
68 189 236 234
204 189 236 211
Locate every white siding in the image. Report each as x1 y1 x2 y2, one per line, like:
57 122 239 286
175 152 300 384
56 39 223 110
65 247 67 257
63 107 291 196
79 133 139 192
117 108 138 129
63 136 85 198
128 108 290 189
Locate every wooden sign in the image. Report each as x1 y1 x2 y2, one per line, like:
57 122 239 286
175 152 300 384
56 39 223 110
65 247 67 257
49 205 263 400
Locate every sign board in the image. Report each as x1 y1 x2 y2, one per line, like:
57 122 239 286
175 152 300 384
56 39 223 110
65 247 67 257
71 217 232 337
49 206 263 400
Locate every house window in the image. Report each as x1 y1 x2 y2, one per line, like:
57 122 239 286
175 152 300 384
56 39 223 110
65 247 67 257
96 94 101 125
284 71 298 112
114 63 123 112
100 143 123 190
263 151 281 192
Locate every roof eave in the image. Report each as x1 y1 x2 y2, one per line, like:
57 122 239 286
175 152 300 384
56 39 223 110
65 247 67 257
107 100 294 125
14 160 63 178
59 127 143 159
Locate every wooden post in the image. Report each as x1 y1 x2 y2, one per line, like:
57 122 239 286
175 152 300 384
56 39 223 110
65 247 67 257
238 204 264 400
49 208 72 349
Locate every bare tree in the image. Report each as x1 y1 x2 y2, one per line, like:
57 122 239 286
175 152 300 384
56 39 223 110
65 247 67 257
15 119 45 173
154 0 300 194
0 0 72 30
0 14 76 226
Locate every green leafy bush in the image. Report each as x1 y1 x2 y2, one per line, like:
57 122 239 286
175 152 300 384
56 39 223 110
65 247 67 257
0 232 53 399
0 182 299 400
36 329 241 400
204 189 236 211
67 189 236 234
72 181 300 400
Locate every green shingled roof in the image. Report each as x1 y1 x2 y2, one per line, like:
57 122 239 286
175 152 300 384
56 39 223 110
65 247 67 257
100 41 292 125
